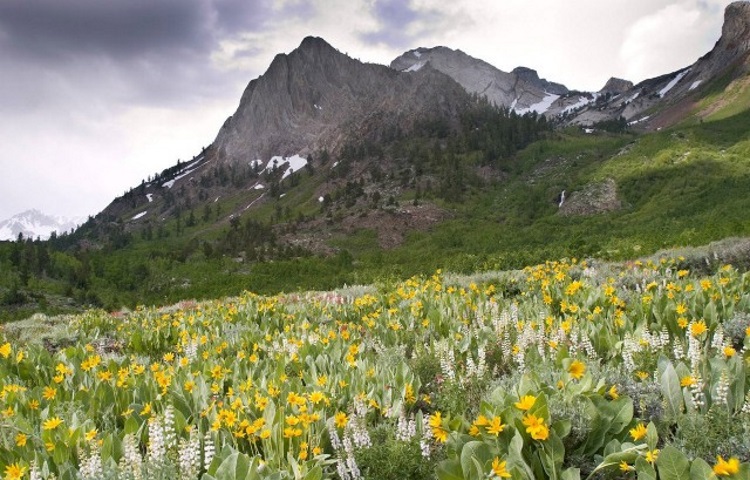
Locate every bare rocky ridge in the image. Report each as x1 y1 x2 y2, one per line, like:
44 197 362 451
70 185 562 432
389 46 589 116
214 37 470 166
567 1 750 128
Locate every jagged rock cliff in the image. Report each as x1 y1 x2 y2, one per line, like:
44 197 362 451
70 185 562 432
213 37 470 165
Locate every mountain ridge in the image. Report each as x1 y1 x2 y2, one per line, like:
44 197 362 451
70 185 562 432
0 209 83 241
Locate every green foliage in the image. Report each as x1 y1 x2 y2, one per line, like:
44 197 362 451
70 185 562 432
354 425 436 480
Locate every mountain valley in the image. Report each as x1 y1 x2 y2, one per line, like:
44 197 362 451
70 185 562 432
2 2 750 319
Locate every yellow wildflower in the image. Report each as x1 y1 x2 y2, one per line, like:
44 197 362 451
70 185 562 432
3 463 26 480
334 412 348 428
713 456 740 476
629 423 647 441
522 413 549 441
568 360 586 380
491 457 512 478
515 395 536 411
43 417 63 430
690 320 708 337
486 416 505 436
680 376 696 387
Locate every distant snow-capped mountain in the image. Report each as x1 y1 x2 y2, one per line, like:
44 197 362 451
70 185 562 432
0 209 84 241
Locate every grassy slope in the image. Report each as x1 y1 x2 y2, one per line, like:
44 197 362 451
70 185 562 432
2 109 750 316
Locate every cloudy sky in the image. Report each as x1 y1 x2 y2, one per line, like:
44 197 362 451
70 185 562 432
0 0 735 221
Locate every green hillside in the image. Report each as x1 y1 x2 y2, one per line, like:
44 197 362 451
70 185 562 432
2 107 750 319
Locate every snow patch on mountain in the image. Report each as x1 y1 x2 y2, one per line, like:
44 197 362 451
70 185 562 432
659 69 690 97
266 155 308 180
404 61 426 72
517 93 560 115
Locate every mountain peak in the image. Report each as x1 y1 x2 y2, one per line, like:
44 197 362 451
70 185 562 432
599 77 634 95
722 1 750 52
297 35 336 53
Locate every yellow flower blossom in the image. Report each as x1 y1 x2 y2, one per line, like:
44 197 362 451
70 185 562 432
713 456 740 476
491 457 512 478
629 423 647 441
680 376 696 387
568 360 586 380
3 463 26 480
42 386 57 400
515 395 536 411
522 413 549 441
690 320 708 337
334 411 348 428
486 416 505 436
43 417 63 430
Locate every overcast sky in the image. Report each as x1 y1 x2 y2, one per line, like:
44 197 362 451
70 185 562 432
0 0 735 221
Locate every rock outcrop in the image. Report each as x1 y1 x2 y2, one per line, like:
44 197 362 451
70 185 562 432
390 46 592 116
599 78 634 95
558 179 621 216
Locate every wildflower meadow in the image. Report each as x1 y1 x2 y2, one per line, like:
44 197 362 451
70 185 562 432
2 257 750 479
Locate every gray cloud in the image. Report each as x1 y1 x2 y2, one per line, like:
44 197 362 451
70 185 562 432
0 0 736 220
360 0 445 49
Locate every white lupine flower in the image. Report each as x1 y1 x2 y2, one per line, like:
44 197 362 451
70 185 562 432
120 433 143 480
163 405 176 454
659 327 670 349
79 445 103 480
741 392 750 414
178 428 201 478
687 330 702 371
29 462 42 480
184 340 198 360
690 373 706 409
147 416 166 464
714 370 730 406
711 326 724 351
673 342 684 360
203 432 215 469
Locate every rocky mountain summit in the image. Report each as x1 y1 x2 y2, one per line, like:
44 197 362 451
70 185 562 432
213 36 470 166
390 46 587 116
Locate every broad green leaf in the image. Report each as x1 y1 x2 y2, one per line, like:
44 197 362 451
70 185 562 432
460 441 492 480
436 459 464 480
655 446 690 480
607 397 634 435
660 361 683 418
635 456 657 480
689 457 714 480
561 467 581 480
303 465 322 480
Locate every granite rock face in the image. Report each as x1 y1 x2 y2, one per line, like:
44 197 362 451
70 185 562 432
599 78 634 95
213 37 470 166
390 46 582 115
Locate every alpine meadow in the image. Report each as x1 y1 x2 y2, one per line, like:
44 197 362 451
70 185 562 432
3 2 750 479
